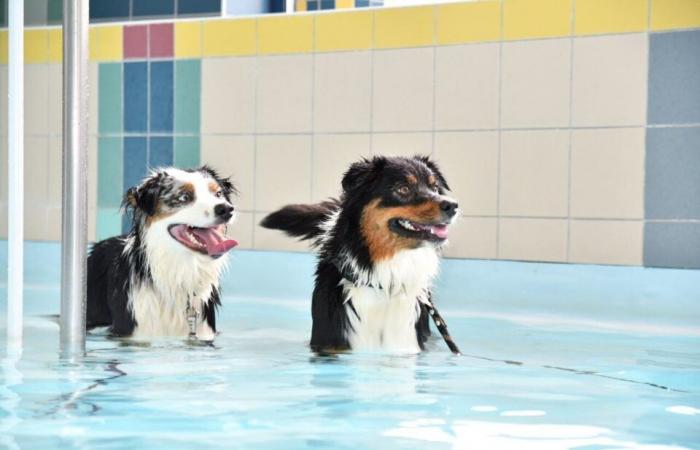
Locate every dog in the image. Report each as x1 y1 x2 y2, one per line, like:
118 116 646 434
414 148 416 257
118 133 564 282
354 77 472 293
261 155 460 354
86 166 238 341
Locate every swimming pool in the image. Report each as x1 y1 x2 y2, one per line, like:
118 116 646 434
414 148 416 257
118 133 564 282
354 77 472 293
1 242 699 449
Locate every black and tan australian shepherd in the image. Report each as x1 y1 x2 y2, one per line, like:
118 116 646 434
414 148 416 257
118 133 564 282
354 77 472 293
86 166 238 341
262 155 461 354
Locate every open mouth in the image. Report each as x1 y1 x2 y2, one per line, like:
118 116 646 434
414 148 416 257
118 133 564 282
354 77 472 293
168 224 238 258
389 218 450 242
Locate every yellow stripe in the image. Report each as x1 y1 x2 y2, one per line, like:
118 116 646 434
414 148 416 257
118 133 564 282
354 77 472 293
375 6 436 49
575 0 648 35
504 0 572 40
175 21 202 58
259 15 314 54
202 19 257 57
295 0 307 12
90 26 123 61
0 31 7 64
437 1 501 44
316 10 373 51
336 0 354 8
651 0 700 30
25 29 49 63
48 28 63 63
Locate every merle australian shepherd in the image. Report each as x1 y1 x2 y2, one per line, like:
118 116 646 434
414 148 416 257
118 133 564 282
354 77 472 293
262 155 461 354
86 166 238 341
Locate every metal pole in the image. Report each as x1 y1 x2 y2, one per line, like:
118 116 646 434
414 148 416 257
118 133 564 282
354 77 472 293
6 0 24 346
60 0 89 357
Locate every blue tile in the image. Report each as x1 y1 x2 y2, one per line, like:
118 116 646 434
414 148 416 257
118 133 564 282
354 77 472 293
644 222 700 269
123 137 148 234
178 0 221 15
149 137 173 168
149 61 174 133
648 30 700 125
320 0 335 10
124 62 148 133
132 0 174 17
89 0 129 20
646 127 700 220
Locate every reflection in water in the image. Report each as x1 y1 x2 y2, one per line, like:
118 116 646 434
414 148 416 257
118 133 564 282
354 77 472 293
0 346 22 450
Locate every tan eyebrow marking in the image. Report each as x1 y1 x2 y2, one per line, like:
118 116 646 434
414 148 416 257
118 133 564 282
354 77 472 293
428 175 436 186
406 174 418 185
208 181 220 194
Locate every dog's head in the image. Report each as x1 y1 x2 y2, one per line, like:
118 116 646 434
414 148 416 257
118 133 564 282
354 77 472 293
124 166 238 259
341 155 458 261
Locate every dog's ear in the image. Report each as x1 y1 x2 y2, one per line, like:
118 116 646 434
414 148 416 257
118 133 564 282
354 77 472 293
342 157 385 194
123 176 161 216
416 155 450 192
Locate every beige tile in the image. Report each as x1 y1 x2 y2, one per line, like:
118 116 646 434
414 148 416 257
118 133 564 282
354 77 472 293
372 48 434 132
24 206 48 241
255 135 312 211
501 39 571 128
0 136 6 203
48 137 61 207
228 211 254 250
48 64 62 135
257 54 313 133
24 137 49 204
443 217 498 259
201 135 255 211
499 218 568 262
500 130 569 217
312 134 370 201
88 207 97 242
570 128 644 219
25 64 49 135
89 62 98 135
0 203 7 238
569 220 643 265
371 132 433 157
572 34 647 127
253 212 312 252
46 206 61 241
0 66 7 136
201 57 256 134
435 43 499 130
314 52 372 133
434 131 498 216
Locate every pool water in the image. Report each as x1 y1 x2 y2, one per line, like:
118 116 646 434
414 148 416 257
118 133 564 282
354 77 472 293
1 243 700 449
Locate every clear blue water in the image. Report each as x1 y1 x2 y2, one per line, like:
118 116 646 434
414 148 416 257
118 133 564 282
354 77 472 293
1 243 700 449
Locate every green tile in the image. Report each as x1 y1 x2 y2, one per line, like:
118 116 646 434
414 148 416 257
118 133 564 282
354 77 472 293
47 0 62 24
174 136 200 169
98 63 122 134
98 137 123 208
97 207 122 241
174 59 201 134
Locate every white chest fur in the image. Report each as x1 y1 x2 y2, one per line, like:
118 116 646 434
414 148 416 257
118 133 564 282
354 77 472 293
343 247 439 353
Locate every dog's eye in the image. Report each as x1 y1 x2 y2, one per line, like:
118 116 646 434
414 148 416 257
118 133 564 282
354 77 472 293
430 183 440 192
215 190 224 198
177 192 192 203
396 185 411 196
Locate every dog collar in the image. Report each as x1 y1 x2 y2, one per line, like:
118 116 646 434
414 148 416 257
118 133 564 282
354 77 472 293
331 257 383 290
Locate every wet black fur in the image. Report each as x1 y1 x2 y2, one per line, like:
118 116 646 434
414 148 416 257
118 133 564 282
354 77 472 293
261 155 452 352
86 166 236 337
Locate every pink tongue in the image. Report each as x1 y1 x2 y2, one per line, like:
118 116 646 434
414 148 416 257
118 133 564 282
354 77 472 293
190 227 238 256
431 225 449 239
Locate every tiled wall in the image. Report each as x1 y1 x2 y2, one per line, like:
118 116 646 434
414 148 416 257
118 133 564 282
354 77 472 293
0 0 699 269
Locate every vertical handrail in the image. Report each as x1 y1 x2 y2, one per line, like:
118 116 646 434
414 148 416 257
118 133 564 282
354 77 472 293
6 0 24 347
60 0 89 357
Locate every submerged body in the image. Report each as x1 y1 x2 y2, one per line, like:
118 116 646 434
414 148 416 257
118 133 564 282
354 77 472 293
87 166 238 340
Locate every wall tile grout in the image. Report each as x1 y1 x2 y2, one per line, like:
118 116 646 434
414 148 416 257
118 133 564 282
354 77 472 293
566 0 576 262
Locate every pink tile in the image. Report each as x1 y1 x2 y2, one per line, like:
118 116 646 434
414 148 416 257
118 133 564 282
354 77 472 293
149 23 173 58
124 25 148 59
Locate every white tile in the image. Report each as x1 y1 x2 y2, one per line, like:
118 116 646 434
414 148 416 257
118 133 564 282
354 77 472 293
24 137 49 204
569 220 643 266
201 135 256 211
443 217 498 259
257 54 313 133
255 135 312 211
372 132 433 157
0 203 7 238
314 52 372 132
499 218 568 262
312 134 370 201
25 207 48 241
253 212 312 252
500 130 569 217
572 34 647 127
48 64 62 135
88 136 98 212
201 57 256 134
228 211 254 250
571 128 645 219
372 48 434 132
24 65 49 135
434 131 499 216
501 39 571 128
0 66 7 136
435 43 499 130
48 137 62 207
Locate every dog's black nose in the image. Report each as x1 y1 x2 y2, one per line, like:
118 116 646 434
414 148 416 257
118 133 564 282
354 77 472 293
440 200 458 217
214 204 234 220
